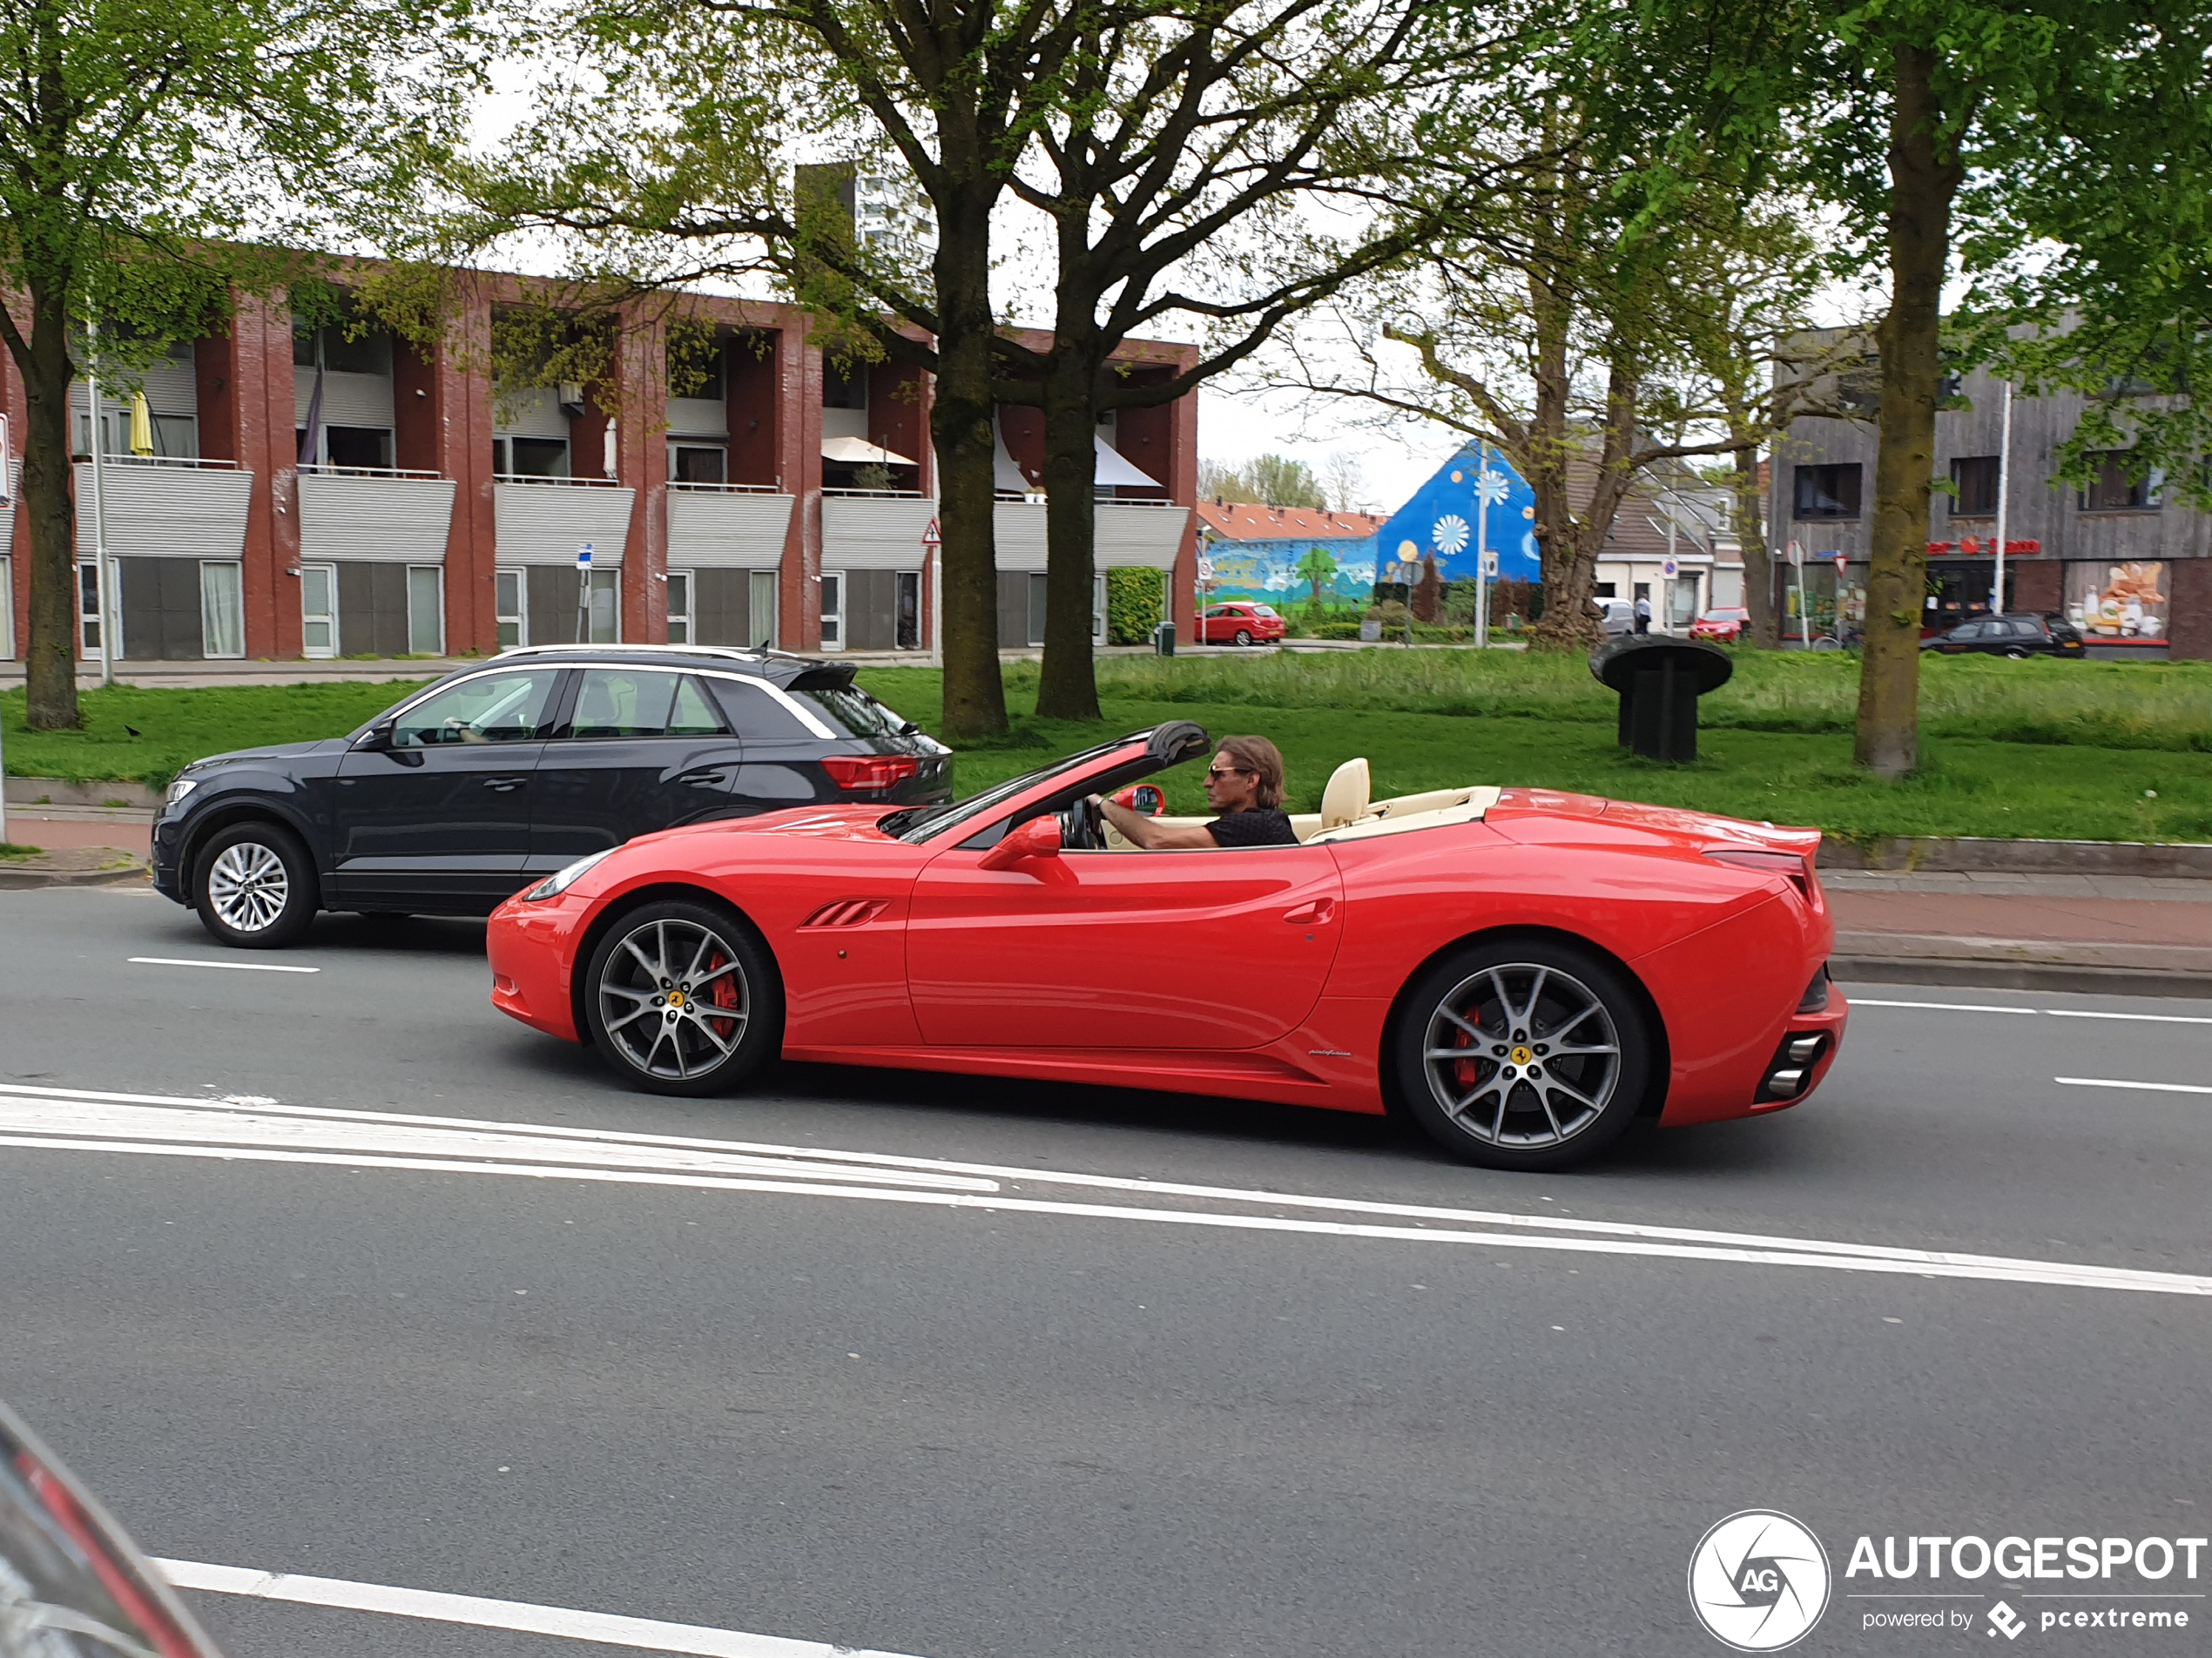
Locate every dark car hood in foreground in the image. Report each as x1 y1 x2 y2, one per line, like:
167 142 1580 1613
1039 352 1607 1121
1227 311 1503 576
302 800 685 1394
180 737 353 775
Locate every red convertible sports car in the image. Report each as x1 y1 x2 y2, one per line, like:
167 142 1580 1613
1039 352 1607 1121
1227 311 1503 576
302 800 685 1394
487 723 1846 1170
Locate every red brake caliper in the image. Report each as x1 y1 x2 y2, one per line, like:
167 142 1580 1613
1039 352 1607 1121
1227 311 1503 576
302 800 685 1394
705 952 739 1036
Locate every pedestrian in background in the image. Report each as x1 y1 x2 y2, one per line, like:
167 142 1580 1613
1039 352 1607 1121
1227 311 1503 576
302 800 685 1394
1634 594 1651 635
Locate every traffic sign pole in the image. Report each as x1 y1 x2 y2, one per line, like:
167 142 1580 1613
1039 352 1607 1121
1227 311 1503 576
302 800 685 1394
921 517 941 668
575 543 594 644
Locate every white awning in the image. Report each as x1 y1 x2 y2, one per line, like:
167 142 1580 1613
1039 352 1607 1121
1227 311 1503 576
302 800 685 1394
992 416 1029 493
821 434 916 467
1093 434 1160 489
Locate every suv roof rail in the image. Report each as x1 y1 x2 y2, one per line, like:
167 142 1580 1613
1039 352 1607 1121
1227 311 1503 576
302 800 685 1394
492 643 772 664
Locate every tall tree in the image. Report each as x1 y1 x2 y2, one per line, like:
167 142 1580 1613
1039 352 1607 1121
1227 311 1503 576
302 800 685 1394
988 0 1494 720
1764 0 2212 773
0 0 479 730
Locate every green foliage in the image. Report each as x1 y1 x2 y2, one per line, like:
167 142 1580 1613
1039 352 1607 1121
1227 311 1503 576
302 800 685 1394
1197 455 1327 508
851 660 2212 843
1104 567 1165 644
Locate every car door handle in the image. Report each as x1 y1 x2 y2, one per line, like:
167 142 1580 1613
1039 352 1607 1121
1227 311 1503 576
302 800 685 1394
482 776 529 792
1283 897 1336 925
676 767 732 786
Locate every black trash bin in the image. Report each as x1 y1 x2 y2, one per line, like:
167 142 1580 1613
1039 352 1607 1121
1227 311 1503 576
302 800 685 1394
1589 637 1734 763
1154 621 1177 657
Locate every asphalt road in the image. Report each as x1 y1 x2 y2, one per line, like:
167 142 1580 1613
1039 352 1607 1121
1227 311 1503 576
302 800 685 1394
0 884 2204 1658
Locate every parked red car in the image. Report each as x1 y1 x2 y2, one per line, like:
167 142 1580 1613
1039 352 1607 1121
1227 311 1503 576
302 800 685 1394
487 723 1847 1171
1689 606 1750 643
1198 603 1285 645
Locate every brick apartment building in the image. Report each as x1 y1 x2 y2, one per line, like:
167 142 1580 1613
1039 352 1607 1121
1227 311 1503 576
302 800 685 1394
0 272 1199 664
1769 339 2209 657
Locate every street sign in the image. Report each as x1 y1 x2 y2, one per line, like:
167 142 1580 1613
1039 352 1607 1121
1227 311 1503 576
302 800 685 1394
921 516 941 548
1832 552 1848 573
577 542 594 570
1786 539 1804 570
1196 552 1215 583
1661 558 1679 578
1480 550 1499 578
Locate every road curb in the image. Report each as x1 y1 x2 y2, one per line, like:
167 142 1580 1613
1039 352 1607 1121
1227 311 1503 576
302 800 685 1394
1831 955 2212 1000
1819 836 2212 879
0 864 150 891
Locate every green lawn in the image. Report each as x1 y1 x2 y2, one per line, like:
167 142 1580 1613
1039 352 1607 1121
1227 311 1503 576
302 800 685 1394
4 650 2209 842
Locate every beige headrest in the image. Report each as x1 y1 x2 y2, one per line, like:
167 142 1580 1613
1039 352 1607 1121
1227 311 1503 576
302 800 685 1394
1320 757 1372 829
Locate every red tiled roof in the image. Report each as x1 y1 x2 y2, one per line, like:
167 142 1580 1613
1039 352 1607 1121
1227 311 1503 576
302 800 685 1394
1196 502 1385 541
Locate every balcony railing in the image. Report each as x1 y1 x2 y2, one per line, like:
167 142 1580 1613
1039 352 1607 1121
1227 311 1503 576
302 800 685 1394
72 453 238 470
669 480 786 495
823 486 929 498
300 463 444 482
494 472 625 488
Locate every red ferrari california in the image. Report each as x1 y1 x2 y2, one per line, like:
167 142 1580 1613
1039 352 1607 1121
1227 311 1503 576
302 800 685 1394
486 722 1846 1170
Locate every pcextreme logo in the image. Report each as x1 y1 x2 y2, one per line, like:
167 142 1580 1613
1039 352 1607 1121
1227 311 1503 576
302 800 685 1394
1689 1510 1833 1652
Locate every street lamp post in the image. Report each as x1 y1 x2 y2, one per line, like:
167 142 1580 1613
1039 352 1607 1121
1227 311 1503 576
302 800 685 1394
86 316 113 688
1991 380 2013 618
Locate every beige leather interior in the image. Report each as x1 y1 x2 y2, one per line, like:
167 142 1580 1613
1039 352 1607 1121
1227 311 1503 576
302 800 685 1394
1100 758 1498 849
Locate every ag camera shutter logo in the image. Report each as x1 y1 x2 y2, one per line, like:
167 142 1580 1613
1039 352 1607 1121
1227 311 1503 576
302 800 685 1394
1689 1510 1831 1651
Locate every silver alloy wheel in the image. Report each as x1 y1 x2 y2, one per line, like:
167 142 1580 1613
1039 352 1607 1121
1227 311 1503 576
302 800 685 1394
1421 962 1623 1149
206 841 290 934
597 918 751 1081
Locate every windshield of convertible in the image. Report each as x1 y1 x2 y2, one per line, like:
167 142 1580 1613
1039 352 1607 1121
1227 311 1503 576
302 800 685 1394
881 733 1150 844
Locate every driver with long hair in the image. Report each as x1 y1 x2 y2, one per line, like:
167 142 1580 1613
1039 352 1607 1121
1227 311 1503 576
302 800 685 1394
1094 735 1298 848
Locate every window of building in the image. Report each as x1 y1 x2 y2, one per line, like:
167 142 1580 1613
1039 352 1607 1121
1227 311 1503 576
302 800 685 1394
199 561 245 658
294 320 394 377
300 564 338 658
77 563 106 654
584 568 620 643
750 570 779 648
666 570 691 644
325 426 395 469
819 570 845 650
669 444 726 484
1793 463 1862 519
495 568 525 649
823 361 868 410
0 556 10 660
494 435 571 478
407 566 444 655
2079 451 2162 512
1951 455 2000 516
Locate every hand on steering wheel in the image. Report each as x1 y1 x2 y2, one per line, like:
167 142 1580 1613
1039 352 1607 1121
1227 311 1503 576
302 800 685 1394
1061 795 1106 851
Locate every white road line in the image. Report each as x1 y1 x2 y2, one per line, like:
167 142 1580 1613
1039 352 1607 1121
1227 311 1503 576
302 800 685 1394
1 1083 2206 1297
157 1559 923 1658
1848 998 2036 1014
2045 1008 2212 1026
2056 1076 2212 1096
126 957 320 974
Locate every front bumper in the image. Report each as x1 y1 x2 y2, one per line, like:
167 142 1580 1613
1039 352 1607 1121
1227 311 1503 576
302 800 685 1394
149 812 188 903
487 891 591 1041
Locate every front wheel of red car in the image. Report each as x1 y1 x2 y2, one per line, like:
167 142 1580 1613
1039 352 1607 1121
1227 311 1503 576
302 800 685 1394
584 900 782 1097
1391 940 1653 1171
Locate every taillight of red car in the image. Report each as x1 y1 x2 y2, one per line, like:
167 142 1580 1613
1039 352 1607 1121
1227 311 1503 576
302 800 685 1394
1703 846 1813 901
821 755 921 792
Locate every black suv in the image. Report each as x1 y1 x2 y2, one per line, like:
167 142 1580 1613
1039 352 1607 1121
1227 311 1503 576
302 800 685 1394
1921 613 2086 658
152 646 952 947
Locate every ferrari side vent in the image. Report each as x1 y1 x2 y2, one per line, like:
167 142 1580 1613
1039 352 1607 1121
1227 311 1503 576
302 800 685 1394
800 898 887 929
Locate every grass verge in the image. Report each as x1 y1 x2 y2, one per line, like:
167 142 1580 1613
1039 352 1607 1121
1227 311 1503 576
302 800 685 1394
3 652 2207 842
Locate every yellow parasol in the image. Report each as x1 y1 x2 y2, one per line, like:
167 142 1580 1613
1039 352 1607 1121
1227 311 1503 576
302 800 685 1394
128 389 153 457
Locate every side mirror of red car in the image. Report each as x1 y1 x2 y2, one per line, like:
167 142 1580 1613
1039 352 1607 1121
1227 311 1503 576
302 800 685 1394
977 814 1062 872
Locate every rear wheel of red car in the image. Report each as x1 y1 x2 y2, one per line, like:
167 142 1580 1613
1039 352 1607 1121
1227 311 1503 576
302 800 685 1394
1391 939 1652 1171
1233 628 1253 646
584 900 782 1096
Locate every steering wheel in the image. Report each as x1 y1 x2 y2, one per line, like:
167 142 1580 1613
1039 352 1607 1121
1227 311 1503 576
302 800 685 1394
1059 795 1105 851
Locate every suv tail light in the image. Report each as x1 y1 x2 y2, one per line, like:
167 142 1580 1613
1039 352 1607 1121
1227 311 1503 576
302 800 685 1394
821 755 921 792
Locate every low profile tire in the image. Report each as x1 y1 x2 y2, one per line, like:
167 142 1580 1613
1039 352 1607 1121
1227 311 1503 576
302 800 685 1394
2004 646 2029 659
1391 940 1653 1171
192 821 319 949
1233 628 1254 647
583 900 782 1097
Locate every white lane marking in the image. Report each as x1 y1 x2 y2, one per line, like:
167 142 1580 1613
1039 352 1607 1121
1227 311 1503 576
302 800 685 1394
1855 999 2212 1024
0 1095 995 1194
158 1559 922 1657
127 957 320 974
0 1084 2205 1297
2046 1008 2212 1026
2056 1076 2212 1096
1848 998 2036 1014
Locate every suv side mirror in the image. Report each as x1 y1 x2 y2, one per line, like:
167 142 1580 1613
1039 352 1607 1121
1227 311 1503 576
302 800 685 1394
978 813 1062 873
353 718 396 752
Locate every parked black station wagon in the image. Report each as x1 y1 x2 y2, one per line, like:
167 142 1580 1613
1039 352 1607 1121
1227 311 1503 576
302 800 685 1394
152 645 953 947
1920 613 2086 658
